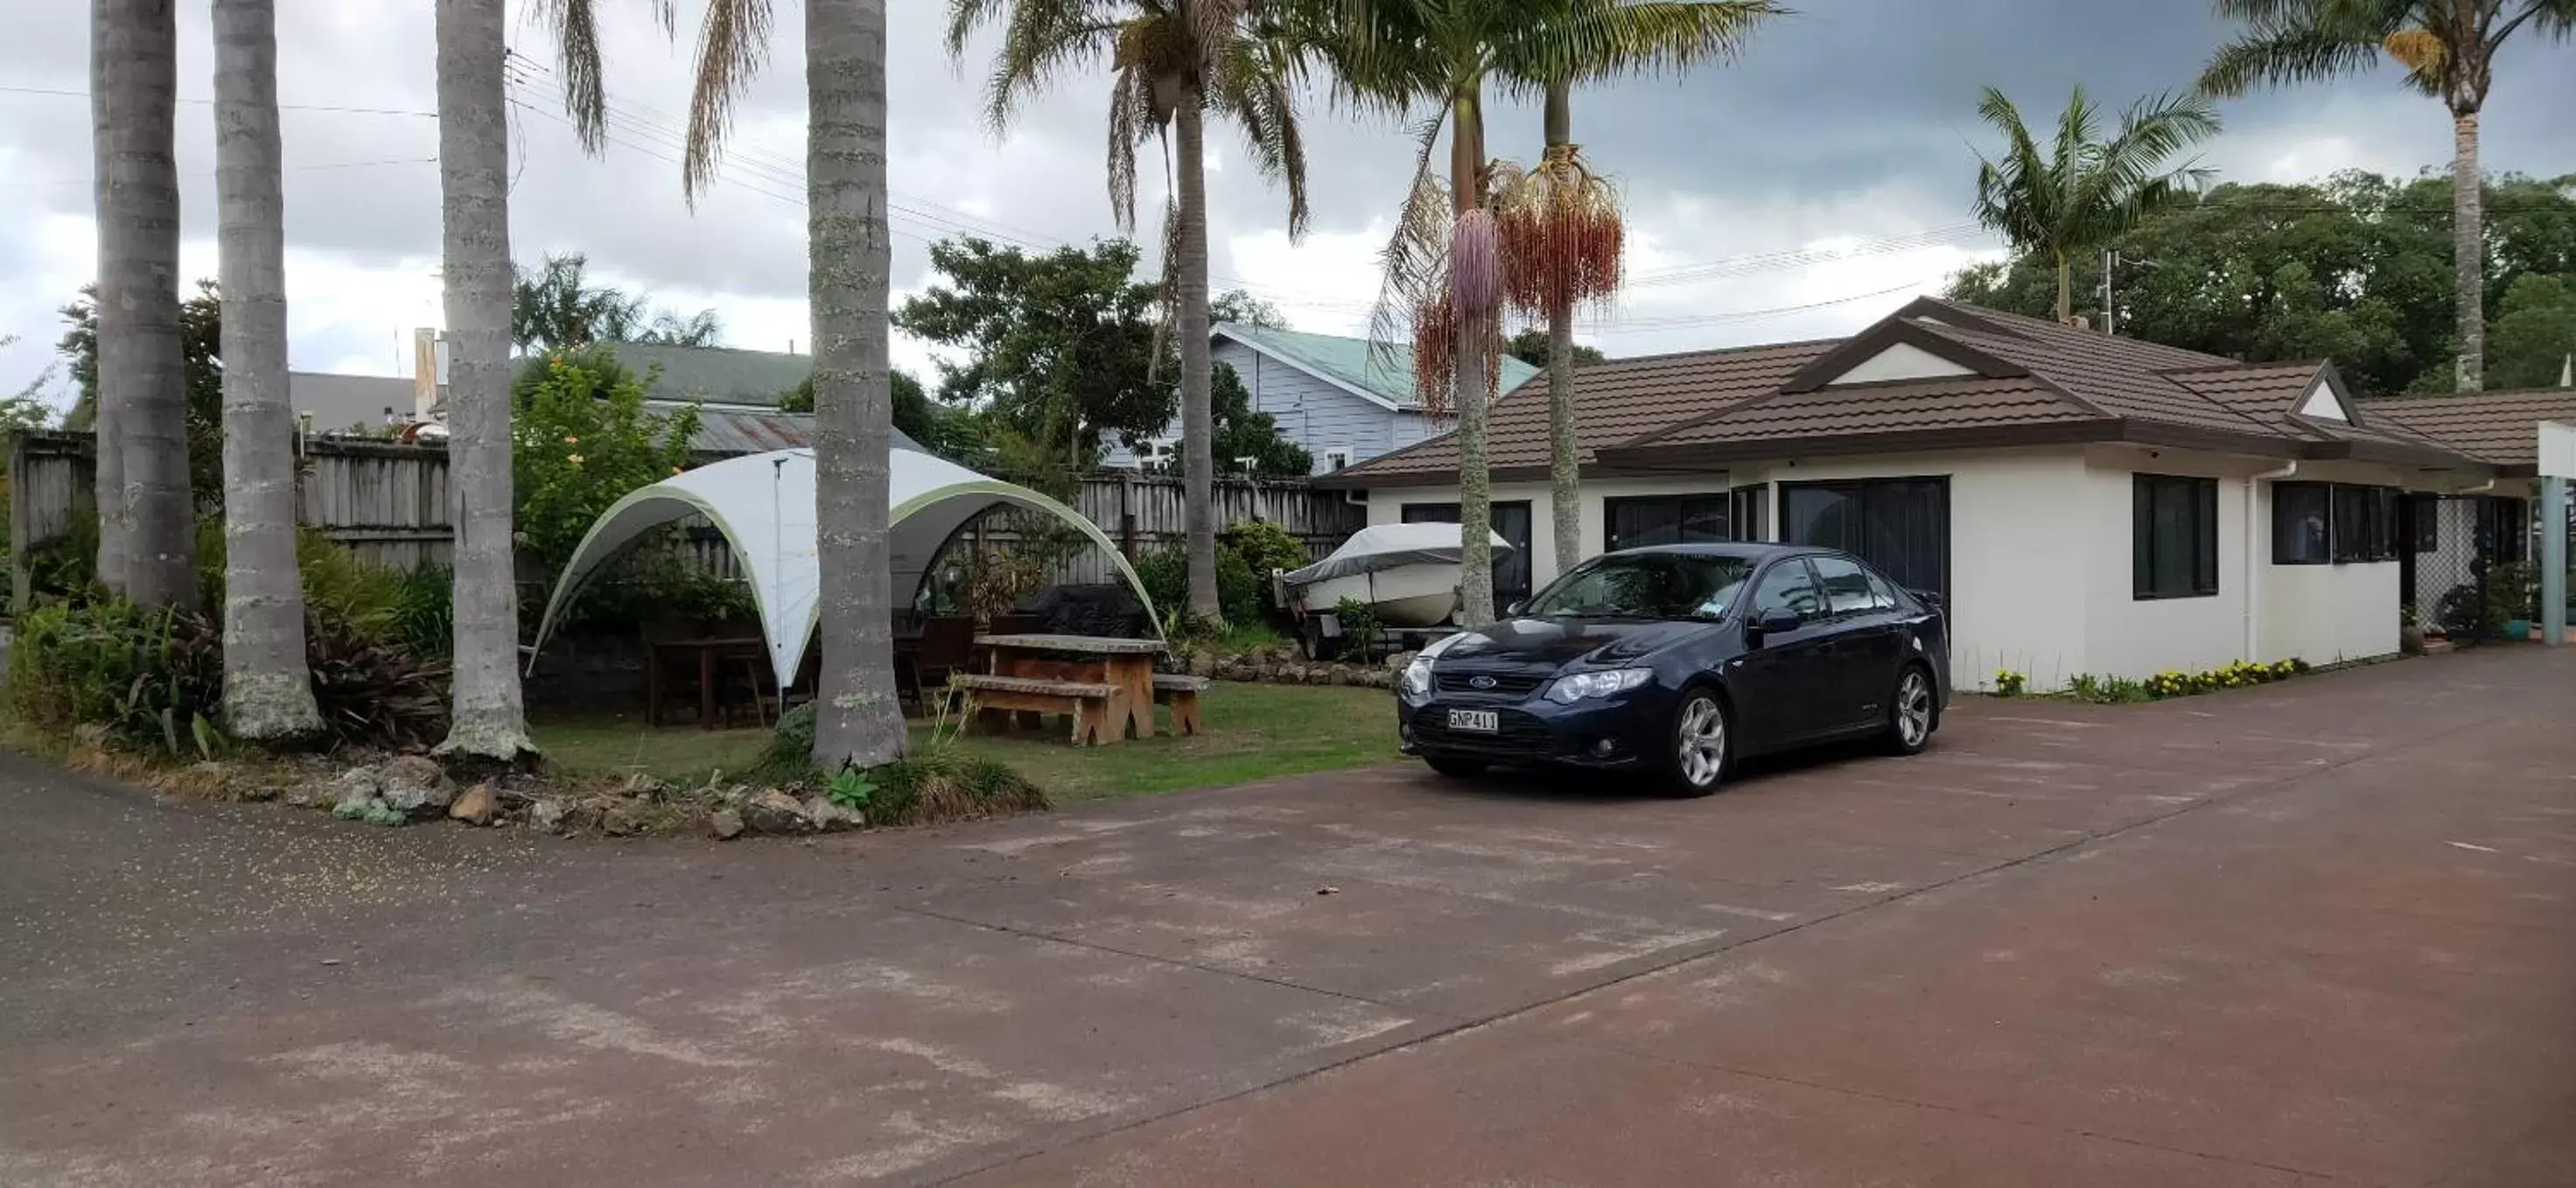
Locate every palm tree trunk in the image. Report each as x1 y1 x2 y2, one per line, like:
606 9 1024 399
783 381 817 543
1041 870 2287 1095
99 0 196 608
1452 86 1494 628
2450 105 2484 393
89 4 126 593
2053 248 2071 325
1176 94 1221 623
432 0 535 765
212 0 321 741
807 0 906 768
1543 79 1580 583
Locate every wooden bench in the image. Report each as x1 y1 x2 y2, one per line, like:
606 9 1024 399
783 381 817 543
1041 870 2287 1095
1152 674 1209 737
952 674 1118 746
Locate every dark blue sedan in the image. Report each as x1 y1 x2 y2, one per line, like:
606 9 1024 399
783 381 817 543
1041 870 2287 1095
1396 543 1949 796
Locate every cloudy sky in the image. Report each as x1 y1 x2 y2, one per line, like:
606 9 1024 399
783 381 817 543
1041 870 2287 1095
4 1 2572 409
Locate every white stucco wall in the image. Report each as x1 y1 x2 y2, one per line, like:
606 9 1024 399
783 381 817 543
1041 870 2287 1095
2263 561 2399 666
2080 448 2254 681
1363 472 1735 588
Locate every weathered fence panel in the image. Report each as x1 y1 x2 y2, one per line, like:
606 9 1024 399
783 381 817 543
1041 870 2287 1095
8 432 1360 601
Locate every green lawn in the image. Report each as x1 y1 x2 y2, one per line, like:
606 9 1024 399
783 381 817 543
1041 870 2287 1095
530 681 1403 804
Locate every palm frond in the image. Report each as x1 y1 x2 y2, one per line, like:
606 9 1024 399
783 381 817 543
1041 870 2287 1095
682 0 774 203
1107 62 1158 230
979 3 1124 131
530 0 608 153
2196 17 2388 96
1369 112 1456 402
1211 30 1312 237
1497 0 1782 94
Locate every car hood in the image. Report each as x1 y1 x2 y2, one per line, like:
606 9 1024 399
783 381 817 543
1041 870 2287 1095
1438 616 1714 671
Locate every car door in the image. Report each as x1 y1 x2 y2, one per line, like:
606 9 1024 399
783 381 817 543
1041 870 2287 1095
1807 554 1904 731
1728 558 1835 749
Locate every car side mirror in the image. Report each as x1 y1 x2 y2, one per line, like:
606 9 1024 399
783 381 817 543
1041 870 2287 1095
1750 609 1802 642
1502 599 1526 617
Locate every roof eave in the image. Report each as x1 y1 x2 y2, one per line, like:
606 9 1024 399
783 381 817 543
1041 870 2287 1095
1598 418 2121 469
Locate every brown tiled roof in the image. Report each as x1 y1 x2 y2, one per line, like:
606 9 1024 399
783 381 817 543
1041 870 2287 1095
2365 389 2576 469
1335 297 2496 484
1325 337 1835 486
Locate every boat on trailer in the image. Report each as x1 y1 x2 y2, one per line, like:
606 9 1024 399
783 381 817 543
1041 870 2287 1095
1274 522 1519 639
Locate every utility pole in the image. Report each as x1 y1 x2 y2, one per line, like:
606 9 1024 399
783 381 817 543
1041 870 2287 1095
2101 248 2117 336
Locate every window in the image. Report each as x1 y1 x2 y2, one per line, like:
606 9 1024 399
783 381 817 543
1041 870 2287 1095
2406 493 2440 554
1809 556 1886 615
2273 482 2330 564
1730 484 1769 543
1779 479 1948 606
1752 561 1825 622
1321 449 1351 472
2275 482 2400 565
2132 474 2218 599
1603 493 1730 553
1402 500 1533 605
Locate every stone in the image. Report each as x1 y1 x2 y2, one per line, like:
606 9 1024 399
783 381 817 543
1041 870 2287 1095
375 756 455 815
623 772 668 798
599 802 646 837
741 788 810 835
708 809 745 840
1386 651 1418 672
447 784 496 827
332 768 385 815
1188 649 1219 678
528 798 570 835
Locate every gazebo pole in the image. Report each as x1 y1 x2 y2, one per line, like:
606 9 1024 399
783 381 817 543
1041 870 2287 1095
2544 475 2566 646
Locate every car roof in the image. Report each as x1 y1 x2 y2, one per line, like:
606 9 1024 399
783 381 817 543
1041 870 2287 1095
1604 542 1817 562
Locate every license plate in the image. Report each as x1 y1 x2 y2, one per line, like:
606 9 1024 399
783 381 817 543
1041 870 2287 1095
1446 709 1499 733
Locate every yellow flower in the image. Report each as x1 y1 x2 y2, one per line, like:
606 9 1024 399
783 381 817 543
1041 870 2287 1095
567 453 584 466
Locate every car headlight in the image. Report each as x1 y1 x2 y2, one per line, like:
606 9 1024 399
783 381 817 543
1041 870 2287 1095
1544 667 1651 704
1398 657 1435 702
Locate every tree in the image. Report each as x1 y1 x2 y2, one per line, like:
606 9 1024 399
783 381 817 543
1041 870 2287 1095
512 252 724 351
1947 171 2576 396
1292 0 1774 625
1506 326 1604 370
2199 0 2576 393
513 349 701 571
683 0 907 767
95 0 198 607
431 0 615 765
1970 85 2221 325
210 0 323 741
892 237 1178 465
2489 273 2576 388
1158 361 1311 477
1211 289 1291 331
89 1 122 594
949 0 1314 626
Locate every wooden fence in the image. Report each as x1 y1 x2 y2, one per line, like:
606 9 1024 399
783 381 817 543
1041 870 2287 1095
7 431 1362 603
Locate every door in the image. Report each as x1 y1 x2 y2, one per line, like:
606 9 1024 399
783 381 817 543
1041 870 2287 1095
1779 478 1950 610
1402 500 1534 609
1806 554 1903 730
1731 558 1835 748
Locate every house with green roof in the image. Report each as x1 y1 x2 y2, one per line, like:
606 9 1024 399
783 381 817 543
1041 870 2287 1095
1106 323 1542 476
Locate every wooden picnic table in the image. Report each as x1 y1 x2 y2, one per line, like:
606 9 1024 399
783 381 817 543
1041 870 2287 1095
647 636 767 730
975 633 1166 742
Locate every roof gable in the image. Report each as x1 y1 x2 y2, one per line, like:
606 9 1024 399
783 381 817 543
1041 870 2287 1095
1214 322 1540 410
1781 316 2027 394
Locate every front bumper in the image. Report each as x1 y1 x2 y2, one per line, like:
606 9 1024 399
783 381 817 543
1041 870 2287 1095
1395 693 1668 769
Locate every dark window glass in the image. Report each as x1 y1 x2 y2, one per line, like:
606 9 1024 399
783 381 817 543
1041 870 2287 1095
2407 494 2440 553
2133 474 2218 598
1752 561 1825 621
1730 484 1769 543
1780 479 1947 604
2331 485 2372 563
2273 482 2331 565
1603 494 1730 553
1809 556 1881 615
1526 553 1755 620
1863 569 1906 612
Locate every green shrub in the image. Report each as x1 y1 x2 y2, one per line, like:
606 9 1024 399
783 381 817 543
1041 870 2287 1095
1332 596 1382 661
867 748 1047 826
1992 669 2027 697
4 598 221 753
1136 542 1264 627
1223 521 1309 595
760 702 819 782
304 611 450 749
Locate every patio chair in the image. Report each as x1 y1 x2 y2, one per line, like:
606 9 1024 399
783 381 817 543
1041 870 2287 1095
906 615 977 708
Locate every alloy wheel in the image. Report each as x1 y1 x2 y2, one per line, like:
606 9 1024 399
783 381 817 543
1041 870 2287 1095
1676 695 1726 788
1896 669 1934 748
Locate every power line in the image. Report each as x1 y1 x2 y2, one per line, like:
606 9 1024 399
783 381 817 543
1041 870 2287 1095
0 82 438 119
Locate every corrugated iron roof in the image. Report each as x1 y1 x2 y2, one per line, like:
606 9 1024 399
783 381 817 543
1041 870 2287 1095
652 402 815 456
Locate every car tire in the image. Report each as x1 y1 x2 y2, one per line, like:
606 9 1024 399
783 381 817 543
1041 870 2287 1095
1885 664 1937 755
1425 757 1488 779
1662 688 1730 798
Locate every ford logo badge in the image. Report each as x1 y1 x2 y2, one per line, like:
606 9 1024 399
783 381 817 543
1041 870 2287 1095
1468 675 1497 689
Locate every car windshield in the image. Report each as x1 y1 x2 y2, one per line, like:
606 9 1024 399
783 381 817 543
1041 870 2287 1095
1524 554 1756 621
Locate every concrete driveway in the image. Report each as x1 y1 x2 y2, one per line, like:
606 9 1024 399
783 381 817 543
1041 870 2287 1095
4 647 2572 1186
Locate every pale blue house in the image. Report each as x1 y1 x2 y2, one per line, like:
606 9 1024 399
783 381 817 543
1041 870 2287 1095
1108 323 1542 476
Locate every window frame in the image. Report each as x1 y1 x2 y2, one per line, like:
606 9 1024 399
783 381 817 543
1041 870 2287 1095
2132 473 2220 601
1320 448 1351 472
2273 481 2404 567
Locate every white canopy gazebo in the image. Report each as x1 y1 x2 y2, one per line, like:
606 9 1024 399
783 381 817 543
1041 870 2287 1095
529 437 1158 688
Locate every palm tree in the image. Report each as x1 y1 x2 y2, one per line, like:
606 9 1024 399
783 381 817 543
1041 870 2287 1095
684 0 907 767
2198 1 2575 394
211 0 323 741
94 0 198 608
88 3 124 594
430 0 628 765
1295 0 1772 625
948 0 1311 626
1970 86 2221 326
